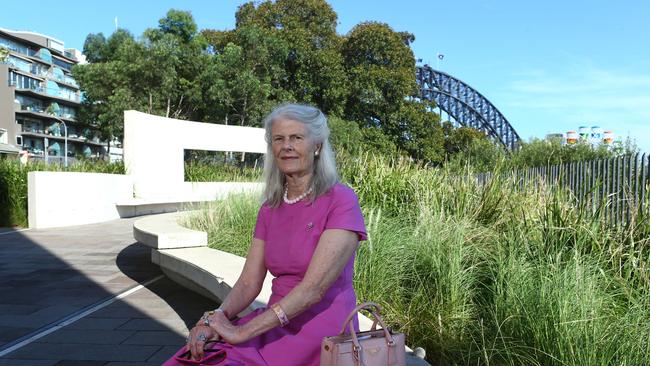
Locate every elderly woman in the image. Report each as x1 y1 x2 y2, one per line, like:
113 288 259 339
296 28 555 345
164 103 367 365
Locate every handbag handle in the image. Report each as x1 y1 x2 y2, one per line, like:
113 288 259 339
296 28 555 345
340 302 397 366
339 301 382 335
339 302 395 342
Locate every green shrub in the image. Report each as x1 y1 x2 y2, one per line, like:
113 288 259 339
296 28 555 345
0 159 124 227
184 161 262 182
182 152 650 365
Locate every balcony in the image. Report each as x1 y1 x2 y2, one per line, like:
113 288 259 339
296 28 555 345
11 80 81 104
19 130 108 147
64 50 77 61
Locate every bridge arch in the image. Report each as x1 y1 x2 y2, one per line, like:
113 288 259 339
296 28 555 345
415 65 521 150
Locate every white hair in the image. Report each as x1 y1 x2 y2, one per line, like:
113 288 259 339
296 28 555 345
262 103 339 207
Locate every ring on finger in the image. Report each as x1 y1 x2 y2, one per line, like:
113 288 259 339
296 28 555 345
197 334 207 342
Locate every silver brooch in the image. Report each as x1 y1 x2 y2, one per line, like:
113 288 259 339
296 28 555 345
307 222 314 229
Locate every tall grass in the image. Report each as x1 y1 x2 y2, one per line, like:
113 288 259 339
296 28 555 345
183 152 650 365
184 161 262 182
0 159 124 227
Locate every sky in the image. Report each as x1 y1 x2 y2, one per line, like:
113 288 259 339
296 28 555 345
2 0 649 152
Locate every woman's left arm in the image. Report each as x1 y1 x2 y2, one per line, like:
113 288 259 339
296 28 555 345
211 228 358 344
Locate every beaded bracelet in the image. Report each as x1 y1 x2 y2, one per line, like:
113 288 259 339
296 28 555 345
270 303 289 327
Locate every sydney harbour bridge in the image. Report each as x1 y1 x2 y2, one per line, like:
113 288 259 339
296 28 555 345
415 65 521 150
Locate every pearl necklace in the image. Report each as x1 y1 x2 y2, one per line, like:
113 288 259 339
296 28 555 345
283 184 313 204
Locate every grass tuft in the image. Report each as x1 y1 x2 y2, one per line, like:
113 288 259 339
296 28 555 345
183 152 650 365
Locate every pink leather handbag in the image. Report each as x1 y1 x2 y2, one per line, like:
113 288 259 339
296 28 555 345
320 302 406 366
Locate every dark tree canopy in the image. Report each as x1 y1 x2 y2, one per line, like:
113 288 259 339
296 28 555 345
74 1 509 165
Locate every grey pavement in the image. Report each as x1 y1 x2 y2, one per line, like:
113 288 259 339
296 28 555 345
0 217 216 365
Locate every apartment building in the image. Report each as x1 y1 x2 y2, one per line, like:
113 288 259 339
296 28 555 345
0 28 107 160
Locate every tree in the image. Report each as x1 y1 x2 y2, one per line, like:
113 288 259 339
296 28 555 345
82 33 106 63
447 137 506 172
201 24 290 126
341 22 445 163
328 116 363 154
341 21 416 124
510 137 623 168
157 9 198 42
75 5 453 165
442 122 487 156
0 45 10 62
231 0 349 116
389 100 444 163
74 10 211 143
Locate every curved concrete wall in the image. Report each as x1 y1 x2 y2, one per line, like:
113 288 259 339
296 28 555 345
28 171 133 229
27 111 267 228
123 111 266 201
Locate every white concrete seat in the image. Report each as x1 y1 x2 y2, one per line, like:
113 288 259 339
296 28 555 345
133 212 206 249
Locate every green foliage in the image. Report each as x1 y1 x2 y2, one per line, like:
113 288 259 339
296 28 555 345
184 160 262 182
232 0 348 116
82 33 106 63
442 122 487 156
328 116 363 154
0 160 124 227
447 137 507 173
180 193 260 257
74 11 209 141
511 137 630 168
184 152 650 365
341 21 416 123
0 45 9 62
157 9 199 42
77 3 455 165
343 22 415 96
201 24 290 126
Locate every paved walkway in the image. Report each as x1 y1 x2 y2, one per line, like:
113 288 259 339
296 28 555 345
0 218 216 365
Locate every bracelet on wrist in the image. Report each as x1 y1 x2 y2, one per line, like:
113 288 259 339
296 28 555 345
201 308 225 326
270 303 289 327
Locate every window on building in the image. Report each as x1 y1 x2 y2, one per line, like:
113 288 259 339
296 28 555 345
52 57 73 71
48 39 64 54
19 118 44 134
10 72 43 91
59 104 77 120
6 55 32 73
31 62 48 77
48 141 60 156
46 122 61 136
63 74 78 86
51 67 65 82
16 135 23 146
0 129 7 144
59 85 77 101
66 143 76 157
23 137 44 155
45 80 60 97
15 95 45 113
0 36 29 55
36 48 52 63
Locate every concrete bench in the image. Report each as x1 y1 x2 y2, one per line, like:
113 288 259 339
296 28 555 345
135 212 428 364
117 199 205 218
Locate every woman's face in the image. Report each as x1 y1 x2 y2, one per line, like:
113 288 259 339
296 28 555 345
271 117 318 176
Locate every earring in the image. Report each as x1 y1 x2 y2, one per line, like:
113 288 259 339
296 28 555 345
315 150 319 157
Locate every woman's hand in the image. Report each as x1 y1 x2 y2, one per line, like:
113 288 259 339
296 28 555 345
187 325 218 360
210 311 247 344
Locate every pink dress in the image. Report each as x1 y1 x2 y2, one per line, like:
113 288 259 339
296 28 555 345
164 183 367 366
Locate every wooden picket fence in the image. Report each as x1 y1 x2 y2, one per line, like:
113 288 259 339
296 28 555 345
477 153 650 226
